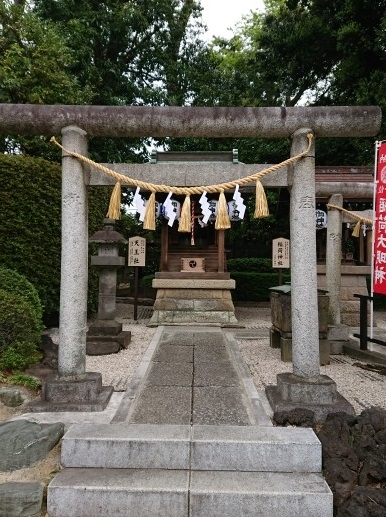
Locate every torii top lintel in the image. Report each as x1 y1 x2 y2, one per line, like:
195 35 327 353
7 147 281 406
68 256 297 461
0 104 381 138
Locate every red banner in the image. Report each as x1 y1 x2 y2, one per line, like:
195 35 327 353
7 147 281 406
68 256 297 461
373 141 386 295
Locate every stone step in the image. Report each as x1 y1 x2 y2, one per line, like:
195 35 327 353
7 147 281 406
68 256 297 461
47 468 332 517
189 471 333 517
61 423 321 473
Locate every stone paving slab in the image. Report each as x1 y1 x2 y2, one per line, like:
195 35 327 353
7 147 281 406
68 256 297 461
193 387 251 425
145 362 193 386
193 333 225 347
193 362 239 387
128 386 192 425
152 344 193 363
194 344 230 363
160 332 194 346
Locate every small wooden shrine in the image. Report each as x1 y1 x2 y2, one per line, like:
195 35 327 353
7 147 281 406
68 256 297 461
149 150 239 326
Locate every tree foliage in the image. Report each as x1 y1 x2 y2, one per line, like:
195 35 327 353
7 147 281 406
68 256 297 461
33 0 206 106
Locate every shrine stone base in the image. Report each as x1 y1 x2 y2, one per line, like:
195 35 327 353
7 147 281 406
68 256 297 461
149 278 239 326
265 372 355 423
27 372 114 412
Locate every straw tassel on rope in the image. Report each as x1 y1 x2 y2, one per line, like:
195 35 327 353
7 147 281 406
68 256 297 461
178 194 191 233
143 192 156 231
106 182 122 220
352 220 362 238
254 180 269 218
215 190 231 230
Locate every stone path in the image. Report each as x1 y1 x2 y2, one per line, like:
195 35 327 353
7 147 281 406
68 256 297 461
46 326 333 517
116 327 257 426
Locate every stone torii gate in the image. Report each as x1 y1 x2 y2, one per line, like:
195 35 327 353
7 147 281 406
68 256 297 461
0 104 381 414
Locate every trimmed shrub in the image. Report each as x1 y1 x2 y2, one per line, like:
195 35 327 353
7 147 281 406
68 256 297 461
227 257 273 273
230 272 291 302
0 289 42 372
0 266 43 328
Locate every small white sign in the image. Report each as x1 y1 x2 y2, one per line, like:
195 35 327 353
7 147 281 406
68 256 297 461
315 209 327 230
128 236 146 267
272 238 290 269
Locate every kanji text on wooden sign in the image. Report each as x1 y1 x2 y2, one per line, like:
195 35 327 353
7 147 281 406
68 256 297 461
272 238 290 269
128 236 146 267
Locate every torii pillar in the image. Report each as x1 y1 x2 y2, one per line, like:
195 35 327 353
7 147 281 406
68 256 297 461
266 130 354 422
29 125 114 411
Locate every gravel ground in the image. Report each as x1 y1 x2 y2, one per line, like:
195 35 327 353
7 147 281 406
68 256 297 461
86 303 386 415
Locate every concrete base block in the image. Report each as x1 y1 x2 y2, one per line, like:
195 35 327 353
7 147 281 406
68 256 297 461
86 331 131 355
327 324 350 355
27 372 114 412
87 320 122 336
270 327 281 348
265 373 355 423
328 324 350 342
277 373 337 404
87 319 131 355
329 340 344 354
277 333 330 365
270 329 329 364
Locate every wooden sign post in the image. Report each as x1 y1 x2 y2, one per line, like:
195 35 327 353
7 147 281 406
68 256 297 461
272 237 290 285
128 236 146 320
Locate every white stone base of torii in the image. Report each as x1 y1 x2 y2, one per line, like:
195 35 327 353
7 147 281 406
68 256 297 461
1 104 380 418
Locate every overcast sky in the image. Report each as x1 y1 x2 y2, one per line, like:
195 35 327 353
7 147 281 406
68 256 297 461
199 0 266 40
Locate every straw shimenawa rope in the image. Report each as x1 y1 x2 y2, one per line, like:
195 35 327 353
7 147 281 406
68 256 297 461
51 133 313 229
327 203 373 237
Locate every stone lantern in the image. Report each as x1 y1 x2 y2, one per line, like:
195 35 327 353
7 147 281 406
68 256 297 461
87 218 131 355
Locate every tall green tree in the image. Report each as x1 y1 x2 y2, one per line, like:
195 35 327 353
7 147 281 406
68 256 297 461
31 0 207 161
33 0 206 106
0 0 91 155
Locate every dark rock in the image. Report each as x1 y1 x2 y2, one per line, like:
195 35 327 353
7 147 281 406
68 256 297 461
0 388 24 407
359 453 386 486
359 407 386 434
316 412 359 512
375 430 386 445
0 482 44 517
0 420 64 472
273 407 315 427
337 487 386 517
323 457 358 507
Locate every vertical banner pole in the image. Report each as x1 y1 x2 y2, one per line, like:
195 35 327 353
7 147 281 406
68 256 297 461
370 141 380 341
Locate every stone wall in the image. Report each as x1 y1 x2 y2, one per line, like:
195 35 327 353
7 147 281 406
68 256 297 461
317 265 370 327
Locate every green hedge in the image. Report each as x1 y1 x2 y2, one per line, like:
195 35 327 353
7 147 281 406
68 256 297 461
230 272 291 301
0 266 43 328
227 257 273 273
0 154 110 323
0 289 42 371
